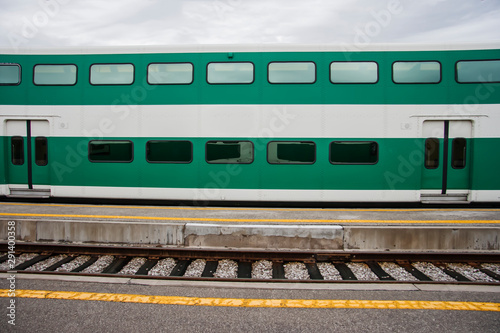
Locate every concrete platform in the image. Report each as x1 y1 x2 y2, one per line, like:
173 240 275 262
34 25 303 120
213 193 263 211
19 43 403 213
0 202 499 251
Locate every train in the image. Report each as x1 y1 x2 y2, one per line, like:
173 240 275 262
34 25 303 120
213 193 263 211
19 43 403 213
1 43 499 204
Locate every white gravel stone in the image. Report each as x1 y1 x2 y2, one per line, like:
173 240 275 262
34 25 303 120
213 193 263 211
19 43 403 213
446 263 497 282
82 255 114 274
379 262 419 282
346 262 379 281
56 256 91 272
184 259 206 277
481 263 500 276
251 260 273 279
214 259 238 279
317 262 342 280
25 254 68 271
0 253 38 270
148 258 176 276
284 262 310 280
412 262 456 282
118 257 147 275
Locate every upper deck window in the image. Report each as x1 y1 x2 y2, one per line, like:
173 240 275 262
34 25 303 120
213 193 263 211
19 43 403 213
34 64 77 85
148 63 193 84
0 64 21 85
268 62 316 84
90 64 134 85
393 61 441 84
207 62 254 84
456 60 500 83
330 61 378 84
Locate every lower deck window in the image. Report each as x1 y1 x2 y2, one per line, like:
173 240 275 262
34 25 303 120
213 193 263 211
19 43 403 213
146 140 192 163
267 141 315 164
330 141 378 164
424 138 439 169
451 138 466 169
206 141 253 164
35 137 48 166
11 136 24 165
89 140 133 162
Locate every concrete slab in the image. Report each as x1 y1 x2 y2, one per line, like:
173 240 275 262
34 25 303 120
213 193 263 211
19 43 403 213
0 202 499 251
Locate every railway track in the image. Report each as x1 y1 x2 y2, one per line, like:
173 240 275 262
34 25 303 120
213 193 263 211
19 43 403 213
1 243 499 284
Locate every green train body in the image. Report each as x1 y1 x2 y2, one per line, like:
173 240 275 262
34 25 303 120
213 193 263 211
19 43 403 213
1 44 499 203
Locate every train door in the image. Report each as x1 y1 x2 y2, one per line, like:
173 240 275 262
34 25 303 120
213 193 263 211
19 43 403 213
420 120 472 203
6 119 50 197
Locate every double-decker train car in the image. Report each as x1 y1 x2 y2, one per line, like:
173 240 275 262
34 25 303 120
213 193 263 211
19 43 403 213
1 44 499 204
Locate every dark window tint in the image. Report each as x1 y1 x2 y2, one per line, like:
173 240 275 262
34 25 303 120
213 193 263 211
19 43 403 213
268 62 316 84
89 140 133 162
425 138 439 169
35 137 48 166
0 64 21 85
330 141 378 164
146 140 192 163
267 141 315 164
206 141 253 164
456 60 500 83
451 138 467 169
11 136 24 165
34 64 77 85
393 61 441 83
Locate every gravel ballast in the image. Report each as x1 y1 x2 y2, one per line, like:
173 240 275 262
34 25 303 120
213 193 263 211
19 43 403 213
184 259 206 277
284 262 310 280
25 254 68 271
412 262 456 282
148 258 176 276
81 255 114 274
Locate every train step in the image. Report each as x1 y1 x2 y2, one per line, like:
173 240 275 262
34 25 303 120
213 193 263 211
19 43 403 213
8 188 51 198
420 193 469 204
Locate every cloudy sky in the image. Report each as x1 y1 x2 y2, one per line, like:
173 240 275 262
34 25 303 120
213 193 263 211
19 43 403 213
0 0 499 49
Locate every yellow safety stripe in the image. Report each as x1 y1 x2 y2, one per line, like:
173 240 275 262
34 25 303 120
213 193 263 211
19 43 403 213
0 212 499 224
1 201 499 213
1 289 499 311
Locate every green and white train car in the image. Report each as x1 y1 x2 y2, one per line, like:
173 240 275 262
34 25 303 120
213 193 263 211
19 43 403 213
1 44 499 203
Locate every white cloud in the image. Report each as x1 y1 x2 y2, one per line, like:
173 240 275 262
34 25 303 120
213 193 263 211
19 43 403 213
0 0 498 50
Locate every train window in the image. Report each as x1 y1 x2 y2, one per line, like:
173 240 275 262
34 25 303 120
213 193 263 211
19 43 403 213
330 61 378 83
424 138 439 169
35 137 48 166
392 61 441 84
206 141 253 164
268 62 316 84
330 141 378 165
89 140 133 162
207 62 254 84
147 63 193 84
451 138 467 169
11 136 24 165
34 64 77 85
456 60 500 83
90 64 134 85
146 140 193 163
0 64 21 85
267 141 316 164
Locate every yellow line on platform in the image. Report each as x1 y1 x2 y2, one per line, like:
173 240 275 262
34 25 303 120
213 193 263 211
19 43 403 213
1 289 499 312
0 212 499 224
1 202 499 212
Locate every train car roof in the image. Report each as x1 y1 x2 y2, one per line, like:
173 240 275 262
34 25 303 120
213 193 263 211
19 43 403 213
1 42 500 55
